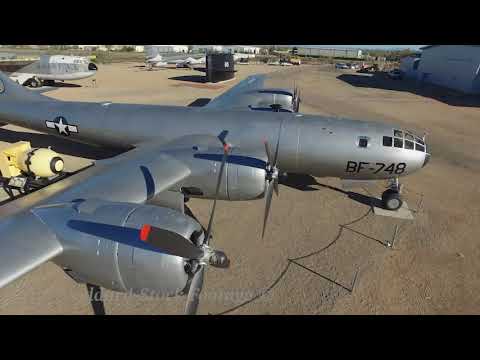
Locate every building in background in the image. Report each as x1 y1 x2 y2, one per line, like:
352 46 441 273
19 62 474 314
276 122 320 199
222 46 261 55
192 45 224 53
297 47 363 59
146 45 189 54
414 45 480 94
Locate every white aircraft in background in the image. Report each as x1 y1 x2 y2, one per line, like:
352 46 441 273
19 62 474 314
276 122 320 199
6 55 98 88
144 45 205 69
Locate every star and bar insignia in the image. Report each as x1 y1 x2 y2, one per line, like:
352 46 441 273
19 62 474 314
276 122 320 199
45 116 78 136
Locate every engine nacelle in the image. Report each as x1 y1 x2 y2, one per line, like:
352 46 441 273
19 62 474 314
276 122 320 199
171 147 267 201
32 200 203 297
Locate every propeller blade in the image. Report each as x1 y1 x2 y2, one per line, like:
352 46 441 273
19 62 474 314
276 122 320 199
273 177 279 196
262 179 275 238
272 121 283 167
140 225 205 259
184 266 204 315
263 139 273 165
204 142 230 244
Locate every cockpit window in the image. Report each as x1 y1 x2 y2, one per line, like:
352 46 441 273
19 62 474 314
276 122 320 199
415 143 425 152
405 133 415 141
383 136 393 147
405 140 414 150
416 137 425 145
393 129 426 152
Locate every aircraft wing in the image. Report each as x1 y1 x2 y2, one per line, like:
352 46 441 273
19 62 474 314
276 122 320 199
0 142 193 289
203 74 300 113
0 212 63 288
204 74 266 111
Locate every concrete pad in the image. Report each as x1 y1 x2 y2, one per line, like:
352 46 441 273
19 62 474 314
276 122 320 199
372 199 414 220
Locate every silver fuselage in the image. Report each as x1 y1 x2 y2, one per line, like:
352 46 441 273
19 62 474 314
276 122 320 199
0 100 429 180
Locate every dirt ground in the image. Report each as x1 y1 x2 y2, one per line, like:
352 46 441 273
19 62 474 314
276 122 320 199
0 63 479 315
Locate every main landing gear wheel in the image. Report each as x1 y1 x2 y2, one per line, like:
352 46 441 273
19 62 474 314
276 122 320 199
28 78 41 88
382 189 403 211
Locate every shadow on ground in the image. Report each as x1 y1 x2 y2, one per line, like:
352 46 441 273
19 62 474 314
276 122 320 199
337 72 480 107
44 82 82 88
0 127 126 159
188 98 211 107
281 173 383 208
169 75 206 83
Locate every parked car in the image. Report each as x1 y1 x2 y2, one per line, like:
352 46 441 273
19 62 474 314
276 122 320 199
388 69 403 80
335 63 349 69
350 63 360 70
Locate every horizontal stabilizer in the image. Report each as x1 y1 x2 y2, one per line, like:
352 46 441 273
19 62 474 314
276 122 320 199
0 70 50 102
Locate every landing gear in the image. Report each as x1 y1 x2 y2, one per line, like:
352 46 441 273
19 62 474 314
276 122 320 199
86 283 106 315
28 77 42 88
381 178 403 211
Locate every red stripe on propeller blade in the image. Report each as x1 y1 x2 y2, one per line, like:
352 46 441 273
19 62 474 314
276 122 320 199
140 224 152 242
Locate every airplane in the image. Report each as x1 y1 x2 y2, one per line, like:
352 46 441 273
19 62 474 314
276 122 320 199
0 70 430 315
146 54 206 69
5 55 98 88
144 45 205 69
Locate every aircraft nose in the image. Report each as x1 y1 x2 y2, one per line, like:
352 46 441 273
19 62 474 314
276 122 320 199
422 152 431 168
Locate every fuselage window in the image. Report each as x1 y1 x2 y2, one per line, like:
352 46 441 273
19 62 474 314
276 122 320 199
358 137 369 148
394 138 403 148
405 140 414 150
415 143 425 152
394 130 403 138
405 133 415 141
383 136 393 146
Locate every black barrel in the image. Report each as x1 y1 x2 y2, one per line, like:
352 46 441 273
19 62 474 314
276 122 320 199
206 53 236 83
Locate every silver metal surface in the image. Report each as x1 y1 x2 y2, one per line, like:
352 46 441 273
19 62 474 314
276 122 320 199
0 71 430 304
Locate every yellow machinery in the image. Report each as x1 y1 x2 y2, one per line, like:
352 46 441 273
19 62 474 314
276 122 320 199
0 141 64 179
289 57 302 65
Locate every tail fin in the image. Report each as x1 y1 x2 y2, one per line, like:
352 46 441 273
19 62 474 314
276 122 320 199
0 71 49 102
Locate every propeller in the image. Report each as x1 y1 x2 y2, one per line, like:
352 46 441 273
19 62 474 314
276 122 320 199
137 131 231 315
183 132 231 315
262 120 284 238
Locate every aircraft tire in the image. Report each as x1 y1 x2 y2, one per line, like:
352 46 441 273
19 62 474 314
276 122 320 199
29 78 41 88
382 189 403 211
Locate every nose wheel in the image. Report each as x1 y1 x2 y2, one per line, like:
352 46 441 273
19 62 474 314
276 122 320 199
382 178 403 211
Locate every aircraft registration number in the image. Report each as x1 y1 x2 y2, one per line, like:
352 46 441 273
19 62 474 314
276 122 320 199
346 161 406 175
